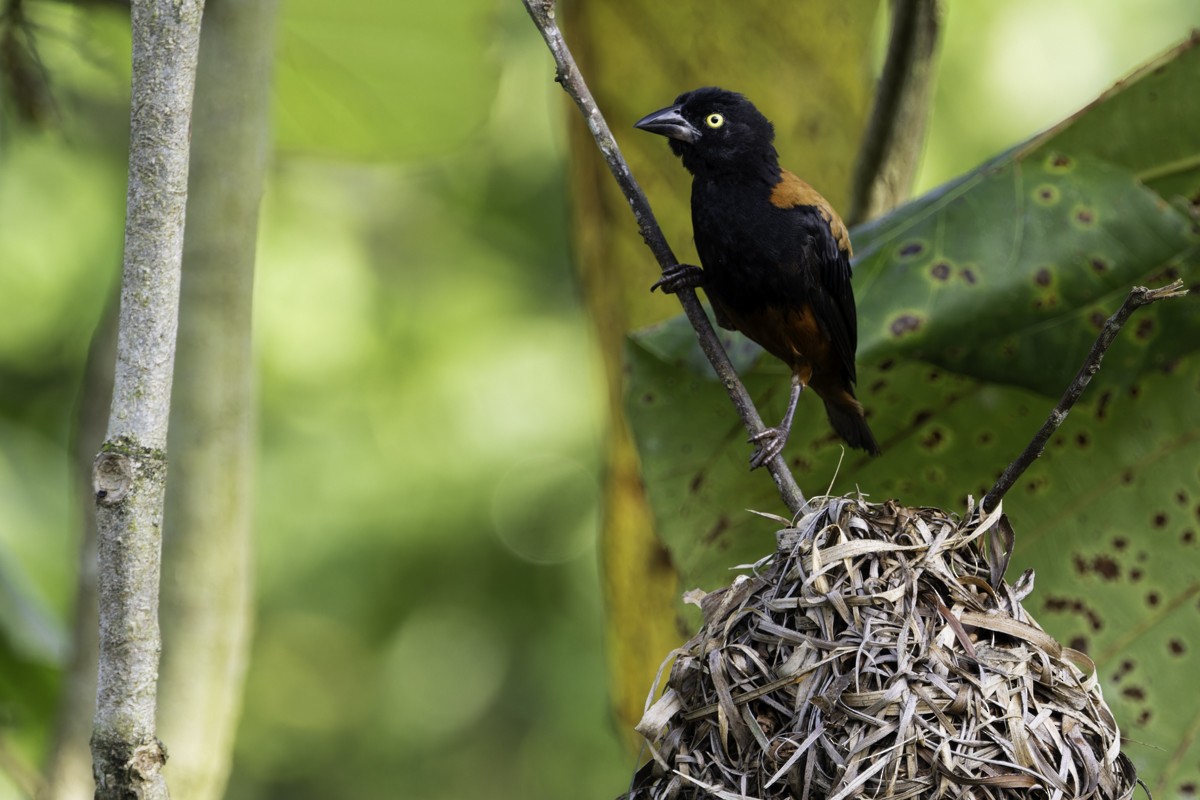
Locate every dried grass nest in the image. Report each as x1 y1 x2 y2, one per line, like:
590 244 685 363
622 495 1138 800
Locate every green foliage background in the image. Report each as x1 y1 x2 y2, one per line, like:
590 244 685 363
0 1 1197 799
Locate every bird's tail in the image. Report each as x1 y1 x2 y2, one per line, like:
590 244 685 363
822 393 882 456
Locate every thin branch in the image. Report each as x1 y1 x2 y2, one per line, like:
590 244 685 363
521 0 807 517
846 0 942 226
982 280 1188 512
91 1 206 798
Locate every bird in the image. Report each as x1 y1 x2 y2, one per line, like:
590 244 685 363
635 86 881 468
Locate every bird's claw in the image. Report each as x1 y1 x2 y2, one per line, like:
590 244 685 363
748 426 788 470
651 263 705 294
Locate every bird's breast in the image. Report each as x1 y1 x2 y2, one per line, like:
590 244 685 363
690 180 801 309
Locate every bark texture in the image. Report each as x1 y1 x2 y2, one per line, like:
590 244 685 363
91 2 206 798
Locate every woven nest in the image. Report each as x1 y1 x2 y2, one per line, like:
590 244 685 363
622 496 1137 800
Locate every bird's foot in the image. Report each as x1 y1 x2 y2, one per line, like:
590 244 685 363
748 426 789 470
651 263 705 294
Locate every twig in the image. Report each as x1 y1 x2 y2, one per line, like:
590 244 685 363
982 280 1188 512
521 0 807 516
846 0 942 226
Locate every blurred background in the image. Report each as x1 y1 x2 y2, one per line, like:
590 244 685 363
1 0 1198 798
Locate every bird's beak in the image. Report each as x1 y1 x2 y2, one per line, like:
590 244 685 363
634 105 700 143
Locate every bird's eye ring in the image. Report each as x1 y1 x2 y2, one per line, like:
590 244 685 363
705 113 725 129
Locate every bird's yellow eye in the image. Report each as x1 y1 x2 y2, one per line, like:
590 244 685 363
705 113 725 129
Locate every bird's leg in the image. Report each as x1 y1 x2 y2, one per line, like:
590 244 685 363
651 263 705 294
748 374 803 470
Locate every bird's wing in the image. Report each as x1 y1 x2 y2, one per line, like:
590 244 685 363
770 170 859 384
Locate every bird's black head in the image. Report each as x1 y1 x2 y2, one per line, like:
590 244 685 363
634 87 778 179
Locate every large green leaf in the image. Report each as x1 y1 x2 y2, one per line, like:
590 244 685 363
625 34 1200 793
853 151 1199 396
1041 30 1200 201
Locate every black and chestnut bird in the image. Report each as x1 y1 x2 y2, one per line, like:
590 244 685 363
635 87 881 467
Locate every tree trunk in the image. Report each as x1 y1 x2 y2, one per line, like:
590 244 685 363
157 1 276 797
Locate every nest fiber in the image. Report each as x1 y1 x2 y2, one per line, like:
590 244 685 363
624 496 1136 800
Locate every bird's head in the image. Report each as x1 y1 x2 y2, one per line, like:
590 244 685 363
635 87 778 178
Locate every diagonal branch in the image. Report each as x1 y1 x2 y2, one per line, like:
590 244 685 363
982 279 1189 513
521 0 807 516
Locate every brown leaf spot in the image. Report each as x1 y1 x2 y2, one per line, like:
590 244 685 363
1134 318 1155 341
897 241 926 258
1047 153 1073 171
1148 265 1180 282
1169 638 1186 656
1112 659 1135 682
1097 390 1113 420
912 409 933 426
1069 635 1089 653
1034 184 1059 204
689 472 705 493
1121 685 1146 701
1090 257 1109 273
1176 490 1188 505
1146 591 1161 607
1130 567 1143 582
1183 530 1196 545
959 268 978 285
789 456 813 473
930 261 951 281
1075 432 1091 448
1136 710 1153 726
1120 470 1134 486
1043 595 1103 630
878 358 895 372
1088 310 1107 330
978 431 994 445
1073 553 1120 581
1034 267 1053 287
920 427 946 450
889 313 924 337
1152 512 1168 528
1092 556 1119 580
703 515 731 545
1075 207 1096 226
